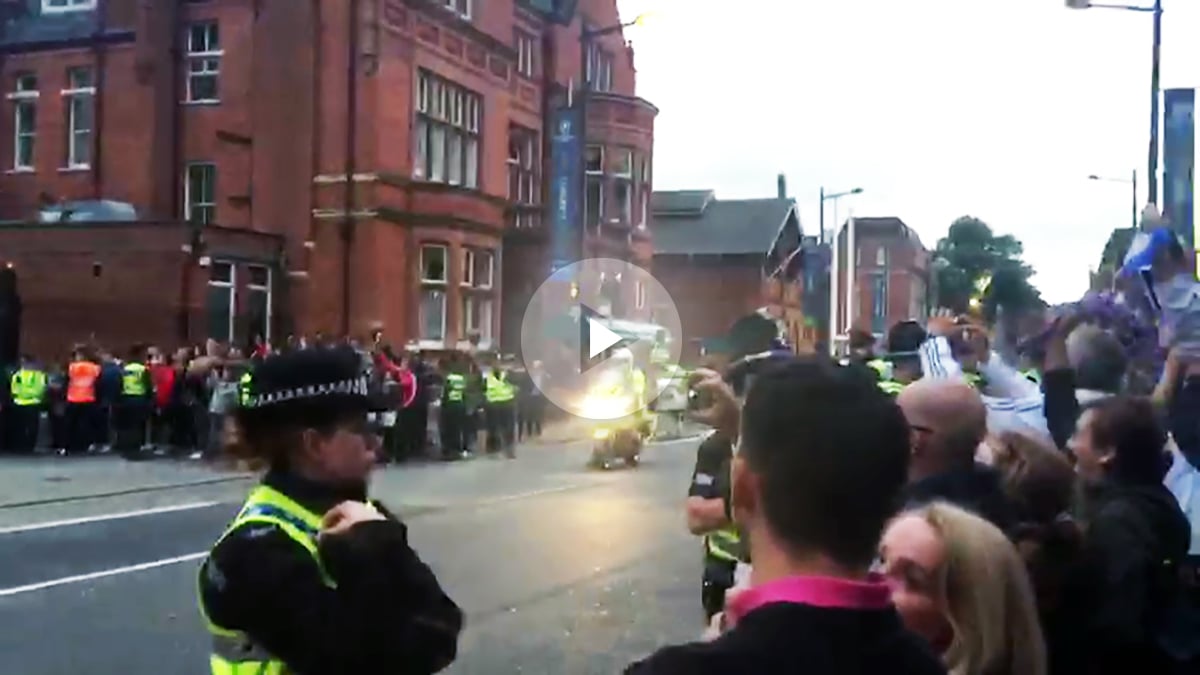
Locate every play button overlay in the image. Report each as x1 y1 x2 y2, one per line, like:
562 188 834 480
519 258 684 420
581 304 631 368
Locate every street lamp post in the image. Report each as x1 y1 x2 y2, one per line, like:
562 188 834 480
817 186 863 355
1088 170 1139 229
1067 0 1163 206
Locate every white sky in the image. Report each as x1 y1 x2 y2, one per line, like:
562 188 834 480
616 0 1199 304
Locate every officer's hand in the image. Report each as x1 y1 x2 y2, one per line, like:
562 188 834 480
319 500 384 539
687 369 739 437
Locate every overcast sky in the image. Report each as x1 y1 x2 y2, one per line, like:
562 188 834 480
616 0 1199 304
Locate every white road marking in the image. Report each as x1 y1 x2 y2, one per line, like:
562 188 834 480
471 483 594 507
0 552 207 598
0 501 221 535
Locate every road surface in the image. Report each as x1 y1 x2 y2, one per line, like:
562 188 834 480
0 437 706 674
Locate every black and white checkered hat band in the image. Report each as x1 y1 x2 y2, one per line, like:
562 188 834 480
244 377 369 409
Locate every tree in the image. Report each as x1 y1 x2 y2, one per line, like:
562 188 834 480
933 216 1044 321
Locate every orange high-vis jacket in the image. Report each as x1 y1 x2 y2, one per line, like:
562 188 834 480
66 361 101 404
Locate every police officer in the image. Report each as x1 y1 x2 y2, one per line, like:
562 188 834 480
197 347 463 673
484 360 516 458
440 356 469 461
8 355 46 453
114 346 153 458
685 370 746 621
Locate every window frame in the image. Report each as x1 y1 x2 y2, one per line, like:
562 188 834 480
207 260 236 343
8 74 38 171
515 30 537 78
185 21 222 104
184 162 217 225
62 67 94 169
441 0 471 20
246 264 273 342
420 288 448 341
41 0 95 14
413 71 481 189
420 243 449 284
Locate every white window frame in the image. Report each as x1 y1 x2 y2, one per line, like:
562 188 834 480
246 264 273 342
8 74 38 171
515 31 536 78
875 247 887 267
585 145 604 175
461 248 494 289
208 261 236 343
612 148 633 224
420 244 448 283
62 67 94 169
186 21 222 104
635 281 646 310
41 0 95 14
462 295 493 341
442 0 471 20
413 71 480 188
420 288 447 341
185 162 217 224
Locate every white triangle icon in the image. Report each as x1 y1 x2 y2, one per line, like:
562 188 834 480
588 318 624 358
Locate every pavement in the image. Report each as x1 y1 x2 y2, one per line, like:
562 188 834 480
0 432 708 674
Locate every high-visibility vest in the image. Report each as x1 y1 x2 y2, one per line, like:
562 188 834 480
705 527 743 564
238 373 253 407
631 368 648 413
197 484 333 675
866 359 893 381
10 368 46 406
121 363 149 397
878 380 905 396
444 373 466 403
964 372 986 391
484 372 514 403
66 361 100 404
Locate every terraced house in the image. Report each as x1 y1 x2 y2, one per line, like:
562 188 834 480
0 0 657 357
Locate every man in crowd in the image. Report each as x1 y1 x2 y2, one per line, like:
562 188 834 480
897 378 1017 532
629 357 944 674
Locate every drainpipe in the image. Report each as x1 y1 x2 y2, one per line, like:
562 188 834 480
340 0 360 338
91 0 109 200
169 0 192 343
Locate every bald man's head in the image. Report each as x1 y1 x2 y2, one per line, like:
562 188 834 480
897 379 987 480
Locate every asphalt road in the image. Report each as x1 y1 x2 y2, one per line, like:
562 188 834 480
0 437 706 674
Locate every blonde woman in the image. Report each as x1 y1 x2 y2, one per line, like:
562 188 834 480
879 502 1047 675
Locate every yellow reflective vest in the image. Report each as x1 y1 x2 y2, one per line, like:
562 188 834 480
121 362 149 397
10 368 47 406
484 371 515 404
198 484 333 675
238 372 253 407
443 373 466 403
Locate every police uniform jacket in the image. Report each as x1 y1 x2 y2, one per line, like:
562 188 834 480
198 469 463 673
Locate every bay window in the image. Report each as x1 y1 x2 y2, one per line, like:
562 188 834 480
414 71 480 189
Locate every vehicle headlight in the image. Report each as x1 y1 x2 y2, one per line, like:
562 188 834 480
580 395 635 420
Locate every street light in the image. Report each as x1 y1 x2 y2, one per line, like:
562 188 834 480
818 186 863 244
1088 170 1139 229
1067 0 1163 206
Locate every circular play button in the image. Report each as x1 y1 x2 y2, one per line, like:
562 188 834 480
519 258 684 420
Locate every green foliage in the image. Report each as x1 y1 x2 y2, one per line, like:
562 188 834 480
934 216 1044 321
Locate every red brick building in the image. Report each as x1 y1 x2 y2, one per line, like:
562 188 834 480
0 0 655 358
832 216 930 339
648 177 811 364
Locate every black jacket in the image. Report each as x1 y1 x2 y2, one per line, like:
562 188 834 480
905 462 1018 534
198 471 463 674
624 603 945 675
1081 481 1191 674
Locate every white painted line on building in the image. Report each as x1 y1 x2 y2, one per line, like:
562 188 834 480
0 552 207 598
0 501 221 536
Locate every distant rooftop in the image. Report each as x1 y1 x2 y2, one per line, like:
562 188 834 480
648 190 797 256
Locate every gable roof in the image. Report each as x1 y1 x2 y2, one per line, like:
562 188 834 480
649 190 798 256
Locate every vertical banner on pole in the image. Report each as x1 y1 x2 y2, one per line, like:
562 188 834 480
1162 88 1195 271
548 103 583 275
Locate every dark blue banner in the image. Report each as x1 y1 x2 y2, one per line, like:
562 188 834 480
1163 88 1194 255
549 103 583 272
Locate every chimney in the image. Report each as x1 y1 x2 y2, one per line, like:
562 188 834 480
777 173 787 199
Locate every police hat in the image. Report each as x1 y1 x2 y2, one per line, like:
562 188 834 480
242 346 386 421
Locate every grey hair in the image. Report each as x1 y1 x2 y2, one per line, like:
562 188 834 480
1065 325 1127 393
